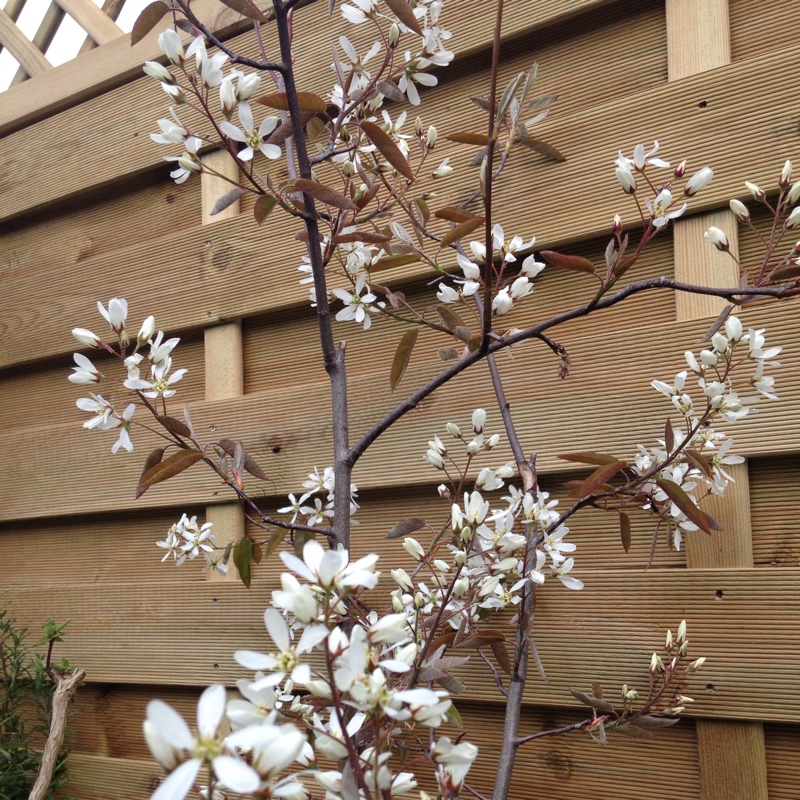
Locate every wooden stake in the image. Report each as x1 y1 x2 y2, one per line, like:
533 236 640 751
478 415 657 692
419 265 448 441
202 150 245 582
667 2 768 796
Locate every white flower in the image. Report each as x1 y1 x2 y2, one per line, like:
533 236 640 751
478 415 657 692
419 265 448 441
69 353 101 384
280 539 379 592
225 721 307 782
277 492 312 524
341 0 376 23
398 64 438 105
552 557 584 590
111 404 136 453
76 393 116 430
492 288 513 315
158 29 184 65
520 254 545 278
221 103 280 161
332 274 378 330
145 685 260 800
436 283 459 304
151 116 188 145
272 572 319 623
646 188 686 228
164 137 202 184
98 298 128 331
432 157 453 178
125 357 187 399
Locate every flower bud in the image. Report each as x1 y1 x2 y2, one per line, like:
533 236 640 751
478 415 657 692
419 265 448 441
729 198 750 222
612 213 623 233
453 549 467 566
453 578 469 598
665 629 673 651
626 688 639 701
467 437 483 456
137 315 156 344
486 433 501 449
781 159 793 187
688 656 706 672
471 408 486 433
704 226 729 251
342 160 357 177
437 484 451 498
425 449 445 469
403 537 425 561
388 22 400 48
684 166 713 196
414 116 424 136
685 350 701 373
745 180 765 200
650 653 665 673
677 619 687 643
236 73 261 101
72 328 100 348
785 207 800 229
219 78 236 116
426 125 438 148
446 422 462 438
615 166 636 194
158 29 184 65
143 61 175 83
711 332 729 353
674 159 686 178
724 316 743 342
700 349 718 366
391 568 414 591
433 559 450 573
788 182 800 205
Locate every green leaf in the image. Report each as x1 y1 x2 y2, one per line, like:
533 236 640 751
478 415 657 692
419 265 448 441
656 478 711 534
387 517 427 538
254 195 277 225
130 1 169 45
136 449 203 498
233 538 253 589
264 529 288 560
292 178 358 210
390 329 419 390
257 91 327 113
540 250 595 273
294 530 315 558
361 120 414 181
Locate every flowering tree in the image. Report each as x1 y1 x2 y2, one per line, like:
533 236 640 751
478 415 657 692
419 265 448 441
65 0 800 798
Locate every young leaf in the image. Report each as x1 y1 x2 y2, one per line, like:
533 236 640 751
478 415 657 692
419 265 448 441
371 254 421 272
216 438 268 481
332 230 391 244
210 187 245 216
656 479 711 533
489 641 512 675
684 448 713 479
294 530 315 557
580 460 627 497
253 195 277 225
439 217 485 249
699 304 734 343
569 688 614 713
233 538 253 589
434 206 478 224
361 121 414 181
517 136 566 163
558 451 617 466
613 253 639 280
156 415 192 439
131 0 169 45
438 347 460 362
136 450 204 498
217 0 270 22
664 418 675 454
257 91 327 113
386 517 428 538
390 329 419 391
445 132 490 146
136 447 165 498
436 675 466 694
383 0 423 34
619 511 632 553
376 80 406 102
628 715 680 730
469 96 492 113
436 306 465 332
292 179 358 210
453 325 472 343
540 250 596 273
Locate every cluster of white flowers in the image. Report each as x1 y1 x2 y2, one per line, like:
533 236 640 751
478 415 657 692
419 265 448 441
614 141 713 229
156 514 219 569
641 316 781 548
69 298 187 453
145 538 478 800
278 466 360 527
435 225 543 315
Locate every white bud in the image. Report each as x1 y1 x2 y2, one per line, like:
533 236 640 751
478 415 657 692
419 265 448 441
788 181 800 205
467 436 483 456
616 166 636 194
785 207 800 229
700 349 718 366
446 422 462 438
158 29 184 65
724 316 743 342
425 449 445 469
471 408 487 433
453 550 467 566
685 351 701 373
684 166 713 196
665 629 673 650
391 568 413 591
704 226 729 251
453 578 469 598
729 198 750 222
486 433 501 449
781 159 793 187
677 619 687 643
495 462 515 479
403 537 425 561
426 125 438 148
688 656 706 672
72 328 100 348
437 484 451 498
388 22 400 48
143 61 174 83
711 332 729 353
745 180 765 200
137 315 156 344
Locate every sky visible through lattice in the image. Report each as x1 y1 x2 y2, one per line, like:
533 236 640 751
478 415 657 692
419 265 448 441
0 0 151 91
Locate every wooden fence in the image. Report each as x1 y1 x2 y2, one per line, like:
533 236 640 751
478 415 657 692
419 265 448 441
1 0 799 797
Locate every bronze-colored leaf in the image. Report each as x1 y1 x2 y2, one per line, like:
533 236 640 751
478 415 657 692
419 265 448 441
540 250 596 273
216 438 268 481
386 517 427 539
569 688 614 713
436 306 465 332
156 414 192 439
136 449 203 498
390 329 418 390
440 217 485 249
293 178 358 210
377 80 406 102
684 448 713 479
460 633 505 647
619 511 632 553
210 187 245 216
470 96 492 113
436 675 466 694
489 641 512 675
361 120 414 181
558 451 618 466
254 195 277 225
613 722 656 739
628 715 680 730
613 253 639 280
445 132 490 146
517 136 567 163
664 418 675 454
438 347 460 361
131 0 169 45
453 325 472 342
266 112 316 144
135 447 165 499
332 230 391 244
217 0 269 21
434 206 478 224
383 0 423 35
702 511 724 532
413 197 430 225
656 479 711 534
371 254 421 272
233 538 253 589
699 304 734 343
580 460 627 497
257 91 327 113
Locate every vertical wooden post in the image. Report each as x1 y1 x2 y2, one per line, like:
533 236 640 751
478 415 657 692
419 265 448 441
201 150 245 582
666 2 769 797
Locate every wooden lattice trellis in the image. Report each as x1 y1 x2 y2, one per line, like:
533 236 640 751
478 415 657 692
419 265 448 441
0 0 125 87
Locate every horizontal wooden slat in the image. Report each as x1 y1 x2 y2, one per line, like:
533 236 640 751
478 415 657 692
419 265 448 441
4 568 799 720
2 299 796 522
729 0 800 62
0 8 52 76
